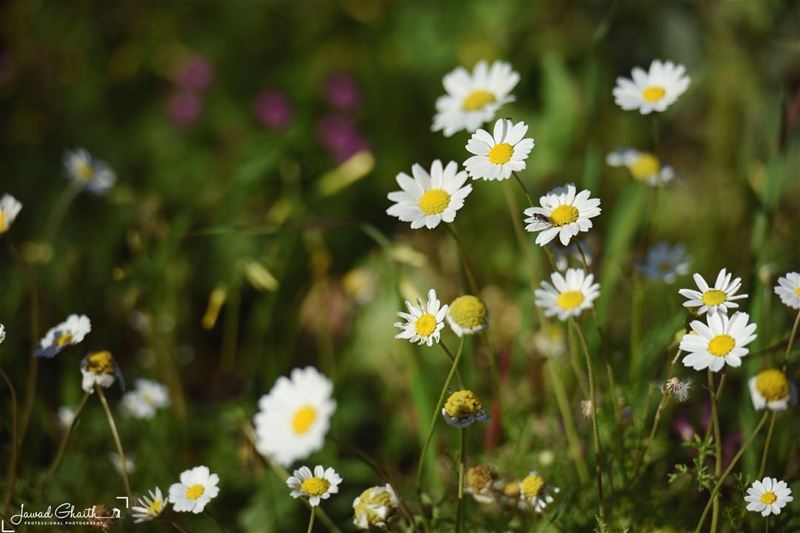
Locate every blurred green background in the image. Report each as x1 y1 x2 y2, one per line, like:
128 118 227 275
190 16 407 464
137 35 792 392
1 0 799 531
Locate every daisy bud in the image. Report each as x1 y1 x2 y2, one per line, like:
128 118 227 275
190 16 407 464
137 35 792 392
447 295 489 337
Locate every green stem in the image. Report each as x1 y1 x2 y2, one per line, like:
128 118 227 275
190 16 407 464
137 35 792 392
546 360 590 483
444 224 479 295
440 341 464 388
96 386 132 499
781 310 800 370
455 428 466 533
632 392 669 480
511 171 534 206
757 411 777 479
0 367 19 514
38 392 91 496
694 412 770 533
306 506 316 533
708 371 723 533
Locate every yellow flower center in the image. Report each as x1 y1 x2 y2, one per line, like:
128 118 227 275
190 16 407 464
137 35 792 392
520 473 545 499
444 389 483 419
462 90 496 111
414 313 437 336
0 212 7 233
292 405 318 435
300 477 330 497
418 189 451 216
147 499 163 514
795 286 800 297
487 143 514 165
760 491 777 505
185 484 205 500
358 487 393 507
707 334 735 357
755 369 790 402
56 332 74 347
449 295 488 330
75 161 94 182
549 205 579 226
702 290 727 306
642 85 666 102
503 481 520 497
86 351 114 374
629 153 660 180
556 290 585 310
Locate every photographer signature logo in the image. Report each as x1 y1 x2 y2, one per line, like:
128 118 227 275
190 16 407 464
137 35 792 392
2 497 129 531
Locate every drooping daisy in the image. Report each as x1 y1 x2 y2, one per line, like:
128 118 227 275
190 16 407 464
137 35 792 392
606 148 675 186
534 268 600 321
168 465 220 513
744 477 793 517
432 60 519 137
774 272 800 310
518 471 559 513
442 389 489 428
524 184 602 246
36 314 92 358
447 295 489 337
386 160 472 230
639 242 691 283
0 194 22 234
352 484 399 530
748 369 796 411
254 366 336 467
287 465 342 507
63 148 116 194
121 379 170 419
131 487 167 523
465 465 500 504
394 288 448 346
679 312 757 372
679 268 748 316
464 118 535 181
613 59 690 114
80 350 123 393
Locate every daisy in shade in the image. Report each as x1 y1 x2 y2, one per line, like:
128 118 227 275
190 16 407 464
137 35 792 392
432 60 519 137
524 184 602 246
254 366 336 467
63 148 116 194
679 312 757 372
774 271 800 310
534 269 601 321
394 289 448 346
0 193 22 234
748 369 796 411
287 465 342 507
36 314 91 358
518 471 559 513
679 268 748 316
464 118 535 181
80 350 123 393
352 484 399 530
168 465 220 513
606 148 675 187
639 242 691 283
386 160 472 230
744 477 793 517
613 59 690 114
131 487 166 523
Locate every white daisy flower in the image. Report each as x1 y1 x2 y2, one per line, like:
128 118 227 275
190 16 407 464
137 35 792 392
679 312 757 372
442 389 489 428
678 268 748 316
464 118 535 181
524 184 602 246
446 295 489 337
168 465 220 514
744 477 793 517
287 465 342 507
394 288 448 346
131 487 167 523
0 194 22 234
254 366 336 467
0 323 5 344
534 268 600 321
110 452 135 475
432 60 519 137
606 148 675 186
639 242 691 283
36 314 92 358
613 59 690 114
386 160 472 230
63 148 116 194
353 484 399 530
774 271 800 310
80 350 123 393
748 369 796 411
519 471 559 513
122 379 170 419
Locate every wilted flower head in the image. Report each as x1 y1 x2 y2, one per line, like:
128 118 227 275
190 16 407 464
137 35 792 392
287 465 342 507
63 149 116 194
447 295 489 337
0 193 22 234
254 89 293 130
352 484 398 529
748 369 796 411
37 314 91 358
465 465 499 504
80 350 122 393
662 377 692 402
442 389 488 428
